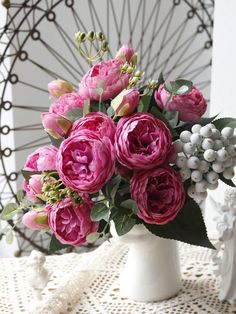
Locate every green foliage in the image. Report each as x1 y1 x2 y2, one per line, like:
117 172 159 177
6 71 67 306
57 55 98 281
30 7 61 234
120 199 138 214
164 111 179 128
65 108 83 122
49 234 72 252
91 203 109 222
86 232 100 243
48 133 63 148
164 79 193 96
16 190 25 203
219 174 236 187
175 115 218 134
107 106 115 117
102 175 122 203
0 203 19 221
137 93 152 113
213 117 236 130
144 198 215 249
6 230 14 245
112 208 136 236
83 99 91 115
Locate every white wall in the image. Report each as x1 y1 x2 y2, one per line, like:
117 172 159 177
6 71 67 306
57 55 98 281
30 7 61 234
205 0 236 237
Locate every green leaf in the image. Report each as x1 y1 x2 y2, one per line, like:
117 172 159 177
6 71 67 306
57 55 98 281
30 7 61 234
86 232 100 243
164 111 179 128
164 81 173 94
83 99 90 115
172 79 193 95
95 88 104 96
16 190 25 203
0 203 18 221
21 170 42 183
6 230 13 244
91 203 109 222
49 234 72 252
219 174 236 187
158 72 165 85
139 94 152 112
213 118 236 131
47 133 63 148
107 106 115 117
144 198 215 249
65 108 83 122
137 101 144 112
175 115 218 133
113 211 136 236
120 199 138 214
102 175 121 202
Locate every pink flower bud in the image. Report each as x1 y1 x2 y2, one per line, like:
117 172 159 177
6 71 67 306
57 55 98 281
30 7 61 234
22 210 49 230
111 89 140 117
23 174 43 202
41 112 72 139
115 45 135 63
48 79 73 98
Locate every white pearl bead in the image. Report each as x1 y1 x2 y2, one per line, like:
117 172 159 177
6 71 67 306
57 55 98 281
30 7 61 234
191 124 202 134
190 133 203 146
187 185 198 198
191 170 203 182
179 168 191 181
232 157 236 167
221 127 234 139
180 130 192 143
203 149 216 162
223 167 235 180
195 180 207 192
202 138 214 150
224 157 233 168
230 135 236 145
174 140 183 153
211 129 221 140
175 156 187 168
200 125 213 138
208 123 217 130
216 149 229 162
226 144 236 157
206 171 219 184
198 160 210 173
187 156 200 169
212 161 225 173
207 181 219 190
221 136 230 146
213 139 223 150
183 143 196 155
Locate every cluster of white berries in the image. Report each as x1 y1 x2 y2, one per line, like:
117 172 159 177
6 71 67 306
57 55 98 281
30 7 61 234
173 124 236 203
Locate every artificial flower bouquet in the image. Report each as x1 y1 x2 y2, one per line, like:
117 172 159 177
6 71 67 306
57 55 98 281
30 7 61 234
2 31 236 251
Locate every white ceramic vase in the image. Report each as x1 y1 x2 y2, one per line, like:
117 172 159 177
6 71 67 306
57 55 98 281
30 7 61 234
110 223 181 302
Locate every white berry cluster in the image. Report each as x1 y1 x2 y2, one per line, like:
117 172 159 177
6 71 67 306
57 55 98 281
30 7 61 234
173 124 236 203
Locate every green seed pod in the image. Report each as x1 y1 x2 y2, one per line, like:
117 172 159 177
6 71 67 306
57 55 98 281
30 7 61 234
101 41 109 52
130 77 139 86
97 31 105 41
88 31 95 41
134 70 142 78
79 32 86 42
127 66 134 74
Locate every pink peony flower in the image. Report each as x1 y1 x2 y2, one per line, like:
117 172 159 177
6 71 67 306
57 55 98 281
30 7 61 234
50 93 84 116
78 59 129 101
22 210 49 230
111 89 140 116
48 79 73 98
41 112 72 139
154 84 207 122
131 166 185 225
115 44 135 63
115 113 172 170
57 130 115 193
46 197 98 246
23 174 43 202
69 112 116 143
23 145 58 172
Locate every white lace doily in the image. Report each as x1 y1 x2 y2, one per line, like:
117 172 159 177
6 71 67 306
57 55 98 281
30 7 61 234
0 240 235 314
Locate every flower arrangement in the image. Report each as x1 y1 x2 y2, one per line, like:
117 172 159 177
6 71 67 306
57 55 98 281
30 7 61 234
2 31 236 251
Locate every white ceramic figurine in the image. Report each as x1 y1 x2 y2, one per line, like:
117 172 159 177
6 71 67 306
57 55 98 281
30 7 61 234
211 187 236 305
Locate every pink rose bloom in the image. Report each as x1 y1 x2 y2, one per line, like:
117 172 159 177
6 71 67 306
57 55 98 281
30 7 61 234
78 59 129 101
57 130 115 193
22 210 49 230
50 93 84 116
154 84 207 122
23 174 43 202
131 166 185 225
115 44 135 63
48 79 73 98
111 89 140 116
41 112 72 139
115 113 172 170
46 197 98 246
70 112 116 143
24 145 58 172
